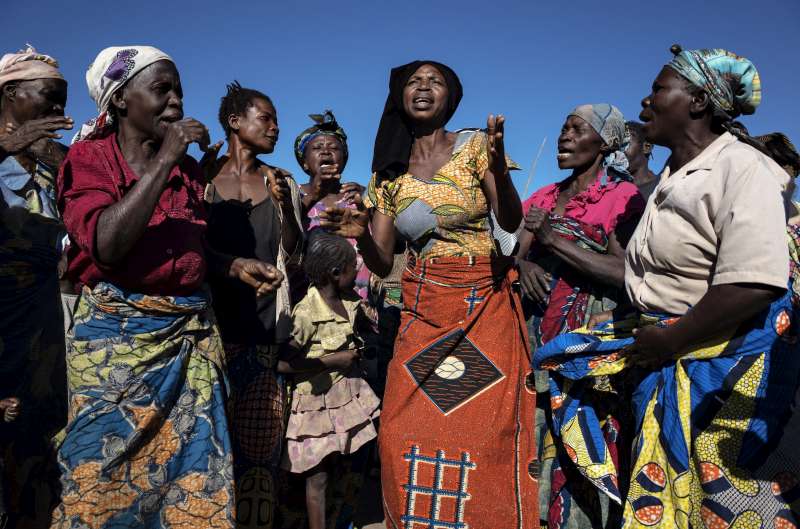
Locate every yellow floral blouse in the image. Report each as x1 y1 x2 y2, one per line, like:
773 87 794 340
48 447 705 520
364 130 518 260
291 286 364 395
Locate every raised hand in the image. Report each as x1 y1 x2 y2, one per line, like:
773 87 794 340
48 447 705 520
486 114 507 177
319 194 369 239
230 258 284 297
523 205 555 246
341 182 365 204
0 116 73 156
158 118 210 169
0 397 21 423
199 139 224 182
267 167 293 207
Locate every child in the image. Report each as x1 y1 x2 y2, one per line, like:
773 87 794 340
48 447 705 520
280 231 380 529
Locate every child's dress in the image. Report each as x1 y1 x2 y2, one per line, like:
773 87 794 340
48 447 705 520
284 286 381 473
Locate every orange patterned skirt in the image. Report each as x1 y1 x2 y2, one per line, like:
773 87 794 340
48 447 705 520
379 256 538 529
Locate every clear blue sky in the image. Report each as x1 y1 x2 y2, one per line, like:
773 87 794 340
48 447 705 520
5 0 799 197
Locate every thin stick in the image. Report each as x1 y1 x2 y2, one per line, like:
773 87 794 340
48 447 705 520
523 136 547 198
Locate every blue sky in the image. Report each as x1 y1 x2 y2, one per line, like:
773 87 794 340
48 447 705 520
5 0 799 197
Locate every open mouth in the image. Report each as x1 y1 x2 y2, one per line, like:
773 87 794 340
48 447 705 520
556 147 573 161
412 96 433 108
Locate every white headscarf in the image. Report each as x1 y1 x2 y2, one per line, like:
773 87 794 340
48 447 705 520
73 46 173 143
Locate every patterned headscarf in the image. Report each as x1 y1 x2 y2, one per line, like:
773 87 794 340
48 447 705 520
0 45 64 88
667 44 761 120
569 103 632 182
293 110 348 173
73 46 173 142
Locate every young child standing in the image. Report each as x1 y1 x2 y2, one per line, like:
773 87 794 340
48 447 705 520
281 231 380 529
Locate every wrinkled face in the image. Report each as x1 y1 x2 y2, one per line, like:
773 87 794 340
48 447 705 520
402 63 449 126
113 60 183 141
230 97 279 154
2 77 67 123
556 115 605 170
303 134 345 178
640 66 694 147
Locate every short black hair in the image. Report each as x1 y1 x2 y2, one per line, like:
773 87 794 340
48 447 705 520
303 230 356 286
218 81 273 138
626 121 645 143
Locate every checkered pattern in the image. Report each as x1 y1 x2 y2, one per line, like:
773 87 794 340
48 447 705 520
401 445 476 529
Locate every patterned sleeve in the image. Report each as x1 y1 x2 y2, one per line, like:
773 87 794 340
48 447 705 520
364 172 397 218
472 131 521 180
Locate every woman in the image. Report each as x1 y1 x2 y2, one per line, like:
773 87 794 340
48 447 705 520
321 60 537 528
53 47 283 529
204 80 303 529
294 111 369 300
0 45 72 529
535 46 798 529
517 103 645 528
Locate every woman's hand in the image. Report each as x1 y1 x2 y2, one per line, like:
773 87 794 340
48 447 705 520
586 310 614 330
341 182 365 204
267 167 294 208
319 195 369 239
325 348 362 370
486 114 507 177
199 140 224 182
158 118 210 170
517 259 552 303
0 117 73 156
631 325 680 367
0 397 21 423
524 206 555 247
229 258 284 297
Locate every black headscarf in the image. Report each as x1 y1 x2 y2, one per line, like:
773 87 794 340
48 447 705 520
371 60 463 180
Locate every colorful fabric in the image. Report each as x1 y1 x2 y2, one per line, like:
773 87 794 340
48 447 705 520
306 197 371 299
379 256 538 529
59 132 208 296
224 342 285 529
569 104 631 181
523 174 644 245
0 156 67 527
293 110 348 171
533 224 800 529
365 129 519 260
0 45 63 88
372 60 463 180
667 45 761 120
51 282 235 529
73 46 173 142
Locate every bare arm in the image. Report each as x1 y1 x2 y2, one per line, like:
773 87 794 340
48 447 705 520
482 115 522 232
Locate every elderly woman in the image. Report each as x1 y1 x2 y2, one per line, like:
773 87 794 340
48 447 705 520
204 80 303 528
52 47 282 529
321 60 537 528
535 46 799 529
0 45 72 528
517 104 645 528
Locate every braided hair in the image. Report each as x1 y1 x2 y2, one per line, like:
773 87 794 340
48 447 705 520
304 230 356 287
218 81 273 138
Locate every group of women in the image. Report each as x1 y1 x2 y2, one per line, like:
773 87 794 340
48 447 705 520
0 39 799 529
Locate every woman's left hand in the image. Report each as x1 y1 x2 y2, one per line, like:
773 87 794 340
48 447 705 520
341 182 365 204
524 205 555 247
230 258 284 297
267 167 294 208
631 325 679 366
486 114 507 177
199 140 224 182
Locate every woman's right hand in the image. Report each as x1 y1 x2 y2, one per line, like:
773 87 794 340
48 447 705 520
158 118 210 169
319 194 369 239
517 259 552 303
0 117 73 155
325 348 362 370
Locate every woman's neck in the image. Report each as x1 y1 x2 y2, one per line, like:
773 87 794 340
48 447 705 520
116 122 161 166
667 126 721 172
410 127 450 159
565 154 604 195
225 135 260 176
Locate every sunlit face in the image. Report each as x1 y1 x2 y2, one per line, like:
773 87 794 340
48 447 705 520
336 257 358 292
402 63 449 126
230 97 279 154
114 60 184 142
639 66 694 147
303 134 345 179
556 115 605 170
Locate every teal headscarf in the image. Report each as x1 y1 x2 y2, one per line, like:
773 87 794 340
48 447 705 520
293 110 348 174
569 103 632 182
667 44 761 120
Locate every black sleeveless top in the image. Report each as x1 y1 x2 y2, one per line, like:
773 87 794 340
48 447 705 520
205 184 281 345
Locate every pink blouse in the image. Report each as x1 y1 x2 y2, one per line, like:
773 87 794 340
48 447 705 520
522 174 645 235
